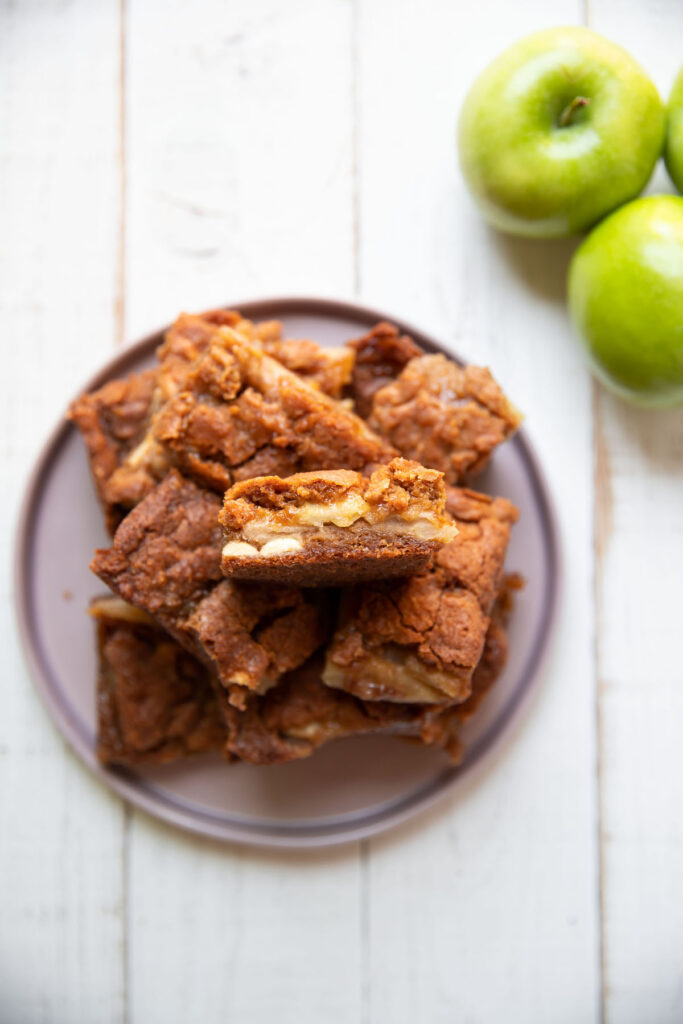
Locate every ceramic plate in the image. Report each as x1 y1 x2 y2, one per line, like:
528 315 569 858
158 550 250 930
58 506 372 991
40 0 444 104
15 297 560 848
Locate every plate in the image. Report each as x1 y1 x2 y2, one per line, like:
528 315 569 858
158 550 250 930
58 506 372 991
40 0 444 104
15 297 560 848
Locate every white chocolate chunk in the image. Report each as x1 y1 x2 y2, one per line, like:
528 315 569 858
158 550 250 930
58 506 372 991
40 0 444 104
260 536 303 556
294 493 370 528
222 536 304 559
222 540 259 558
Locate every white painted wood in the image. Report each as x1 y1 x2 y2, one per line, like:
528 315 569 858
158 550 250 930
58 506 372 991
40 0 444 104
0 3 125 1023
356 1 601 1020
5 2 683 1020
124 0 356 340
122 4 362 1022
586 4 683 1021
128 823 363 1024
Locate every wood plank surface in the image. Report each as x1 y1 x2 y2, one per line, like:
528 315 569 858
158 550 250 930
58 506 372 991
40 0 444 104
356 2 601 1021
0 3 125 1023
587 3 683 1021
2 1 683 1020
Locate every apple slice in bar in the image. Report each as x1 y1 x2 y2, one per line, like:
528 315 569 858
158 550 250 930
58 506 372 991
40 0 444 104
219 458 458 587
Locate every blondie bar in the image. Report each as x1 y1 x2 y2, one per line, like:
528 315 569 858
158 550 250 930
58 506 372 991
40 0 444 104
219 459 457 586
369 354 522 483
90 471 330 707
322 488 518 703
152 326 394 493
92 596 225 766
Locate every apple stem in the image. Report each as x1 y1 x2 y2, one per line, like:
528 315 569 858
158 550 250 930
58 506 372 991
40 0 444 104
558 96 590 127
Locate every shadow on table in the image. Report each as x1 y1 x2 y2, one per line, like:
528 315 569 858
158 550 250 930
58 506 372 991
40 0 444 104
597 391 683 468
491 229 581 307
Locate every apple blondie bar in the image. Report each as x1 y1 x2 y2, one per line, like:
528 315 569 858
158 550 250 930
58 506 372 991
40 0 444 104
92 596 226 766
90 471 330 708
71 309 356 529
219 458 457 586
322 488 518 703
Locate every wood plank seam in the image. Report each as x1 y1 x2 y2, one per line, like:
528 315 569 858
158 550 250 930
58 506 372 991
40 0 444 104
123 805 132 1024
352 0 362 296
354 5 370 1019
593 383 610 1024
584 5 607 1020
119 3 131 1023
116 0 128 350
360 840 372 1024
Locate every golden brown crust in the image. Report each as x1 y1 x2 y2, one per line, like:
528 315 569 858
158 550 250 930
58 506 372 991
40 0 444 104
262 338 354 398
221 459 446 519
92 598 226 766
155 310 349 399
153 327 394 493
68 370 158 533
223 580 515 765
369 354 522 483
222 468 366 515
85 311 358 519
441 488 520 610
322 486 518 703
90 472 330 703
92 580 517 769
101 313 248 513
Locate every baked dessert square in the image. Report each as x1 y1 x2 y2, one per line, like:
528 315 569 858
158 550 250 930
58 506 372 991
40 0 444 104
92 596 226 766
78 310 357 523
79 311 281 521
90 471 330 707
219 458 458 586
92 578 513 769
368 352 522 483
152 325 394 493
322 488 518 703
223 579 514 765
156 309 353 402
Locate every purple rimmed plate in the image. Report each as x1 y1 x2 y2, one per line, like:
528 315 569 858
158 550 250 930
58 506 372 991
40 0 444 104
14 297 560 848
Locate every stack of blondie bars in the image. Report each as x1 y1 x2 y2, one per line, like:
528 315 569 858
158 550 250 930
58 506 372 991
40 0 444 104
70 310 522 768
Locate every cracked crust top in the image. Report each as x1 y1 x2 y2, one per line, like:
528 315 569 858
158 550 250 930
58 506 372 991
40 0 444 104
222 577 516 765
152 326 395 493
76 310 359 525
369 353 522 483
90 574 517 769
91 580 514 769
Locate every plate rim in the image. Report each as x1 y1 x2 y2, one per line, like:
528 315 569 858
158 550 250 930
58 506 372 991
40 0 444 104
13 295 562 849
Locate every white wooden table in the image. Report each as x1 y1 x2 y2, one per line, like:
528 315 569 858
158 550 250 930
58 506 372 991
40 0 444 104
2 2 682 1021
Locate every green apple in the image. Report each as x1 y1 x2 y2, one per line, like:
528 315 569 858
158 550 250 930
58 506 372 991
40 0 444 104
458 27 665 238
568 196 683 406
665 65 683 193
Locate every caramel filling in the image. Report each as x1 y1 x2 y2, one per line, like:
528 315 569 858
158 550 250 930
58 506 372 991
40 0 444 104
222 491 457 559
